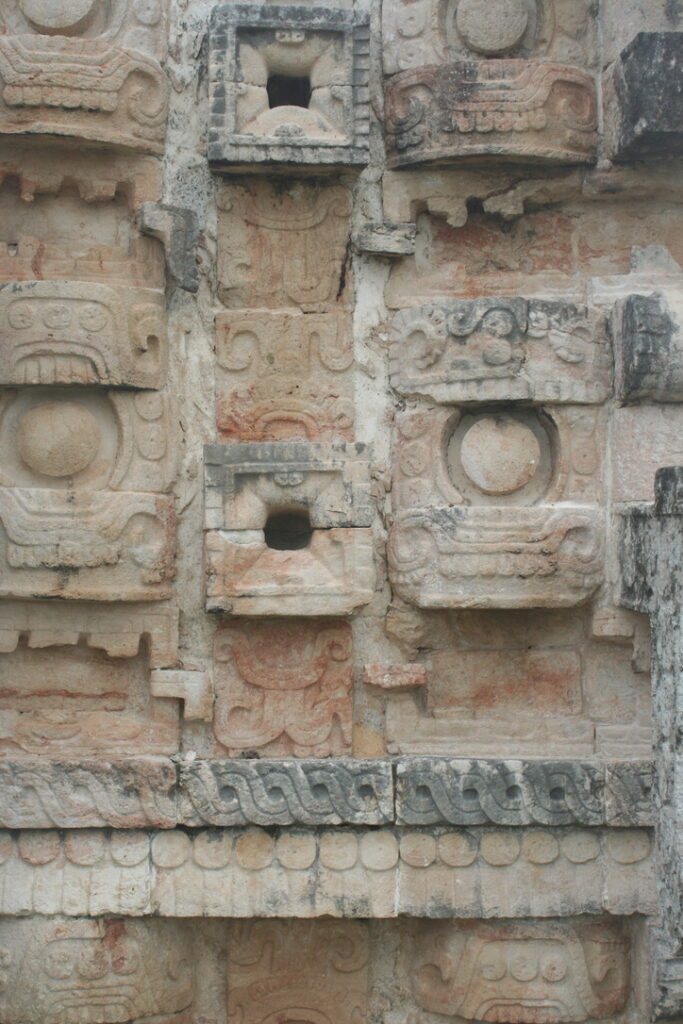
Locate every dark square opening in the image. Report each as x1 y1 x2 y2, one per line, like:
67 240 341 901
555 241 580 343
267 74 311 109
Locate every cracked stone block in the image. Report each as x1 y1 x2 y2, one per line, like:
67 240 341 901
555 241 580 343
0 0 169 152
209 4 370 169
180 757 393 825
613 293 683 402
385 62 597 167
604 33 683 161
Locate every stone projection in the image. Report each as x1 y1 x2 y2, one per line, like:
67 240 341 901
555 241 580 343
0 0 682 1020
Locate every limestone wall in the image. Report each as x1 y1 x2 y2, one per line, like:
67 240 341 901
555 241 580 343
0 0 681 1020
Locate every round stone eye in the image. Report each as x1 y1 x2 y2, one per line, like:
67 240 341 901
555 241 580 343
45 947 74 980
479 951 506 981
8 301 34 329
542 955 568 982
79 304 108 332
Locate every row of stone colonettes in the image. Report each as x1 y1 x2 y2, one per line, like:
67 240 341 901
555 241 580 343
1 1 683 1022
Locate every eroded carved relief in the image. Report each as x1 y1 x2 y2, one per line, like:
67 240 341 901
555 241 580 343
613 292 683 403
227 919 368 1024
412 918 630 1022
209 4 370 169
0 0 169 151
388 405 604 607
389 298 610 404
216 310 355 441
385 62 597 167
0 917 194 1024
217 179 352 311
204 442 374 614
213 619 353 755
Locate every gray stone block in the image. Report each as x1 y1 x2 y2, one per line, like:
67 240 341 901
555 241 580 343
139 202 199 293
613 294 683 403
179 758 394 825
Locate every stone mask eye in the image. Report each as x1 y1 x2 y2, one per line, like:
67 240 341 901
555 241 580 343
479 952 506 980
542 956 568 982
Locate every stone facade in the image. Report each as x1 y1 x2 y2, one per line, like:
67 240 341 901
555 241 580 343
0 0 681 1020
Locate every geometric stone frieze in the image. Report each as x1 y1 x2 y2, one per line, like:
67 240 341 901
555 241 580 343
215 309 355 441
612 292 683 403
0 390 177 601
0 758 178 829
385 62 598 167
0 826 655 918
179 757 393 826
0 281 167 389
217 180 352 311
390 298 611 404
411 917 630 1023
0 1 169 153
0 917 195 1024
212 619 353 755
388 404 604 608
209 5 370 169
604 32 683 161
204 443 374 615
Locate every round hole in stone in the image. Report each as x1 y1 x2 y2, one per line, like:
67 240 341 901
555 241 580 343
549 787 566 801
264 508 313 551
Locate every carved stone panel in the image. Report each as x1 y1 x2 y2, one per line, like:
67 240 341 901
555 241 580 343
209 4 370 169
227 920 368 1024
0 389 177 600
613 293 683 403
0 917 195 1024
204 442 374 615
388 405 604 608
217 179 352 311
0 282 167 389
212 619 353 756
385 62 597 167
412 918 630 1022
383 0 598 74
216 309 354 441
390 298 610 404
0 0 169 152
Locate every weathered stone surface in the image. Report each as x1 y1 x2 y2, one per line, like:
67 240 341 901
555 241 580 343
385 62 597 167
605 761 655 827
215 310 355 441
149 670 213 721
619 466 683 1017
217 179 352 311
396 759 605 826
613 292 683 402
390 298 610 404
412 918 630 1022
363 662 427 690
353 221 417 255
0 1 169 152
0 758 177 829
0 390 177 600
604 33 683 161
0 916 194 1023
0 281 167 389
209 4 370 169
612 405 683 501
212 619 353 755
180 758 392 826
227 919 368 1024
0 826 654 918
383 0 598 74
138 202 199 293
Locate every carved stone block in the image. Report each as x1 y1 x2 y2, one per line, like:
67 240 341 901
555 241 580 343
215 310 355 441
383 0 598 75
385 62 597 167
396 758 607 826
212 619 353 756
180 758 392 825
613 293 683 402
0 0 169 152
363 662 428 690
390 298 610 404
0 389 176 601
227 920 368 1024
149 670 213 721
138 203 199 293
204 442 374 615
0 281 167 389
0 917 194 1023
209 4 370 169
217 179 352 311
388 405 604 608
604 33 683 161
412 918 630 1022
0 758 178 828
